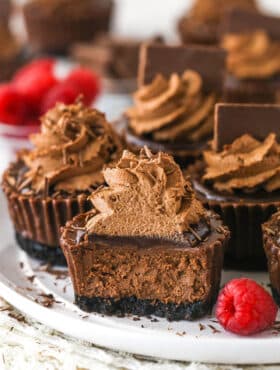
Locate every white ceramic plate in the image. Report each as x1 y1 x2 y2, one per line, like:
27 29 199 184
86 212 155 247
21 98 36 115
0 193 280 364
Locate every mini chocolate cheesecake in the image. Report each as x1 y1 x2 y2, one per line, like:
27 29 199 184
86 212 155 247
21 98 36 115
190 103 280 270
23 0 114 54
221 9 280 103
2 101 123 265
262 211 280 306
178 0 258 46
61 149 229 320
119 44 226 165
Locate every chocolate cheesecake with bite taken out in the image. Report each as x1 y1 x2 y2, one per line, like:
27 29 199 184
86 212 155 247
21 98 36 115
61 148 229 320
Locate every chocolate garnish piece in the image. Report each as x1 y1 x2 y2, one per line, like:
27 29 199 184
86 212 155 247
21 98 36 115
221 9 280 41
214 103 280 151
138 43 226 93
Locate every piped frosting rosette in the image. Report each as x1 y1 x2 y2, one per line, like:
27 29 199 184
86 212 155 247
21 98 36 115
222 30 280 79
21 100 123 194
203 133 280 193
126 70 216 143
86 148 209 243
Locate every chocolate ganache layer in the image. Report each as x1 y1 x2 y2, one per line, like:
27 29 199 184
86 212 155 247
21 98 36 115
2 101 123 263
61 149 229 320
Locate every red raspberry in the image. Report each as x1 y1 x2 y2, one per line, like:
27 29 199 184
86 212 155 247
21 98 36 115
66 68 101 105
216 278 278 336
40 81 80 114
13 59 55 82
0 84 29 125
24 119 40 127
23 109 41 127
13 59 58 110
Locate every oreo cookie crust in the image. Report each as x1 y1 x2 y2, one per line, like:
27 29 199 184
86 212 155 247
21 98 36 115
75 293 219 321
16 232 66 266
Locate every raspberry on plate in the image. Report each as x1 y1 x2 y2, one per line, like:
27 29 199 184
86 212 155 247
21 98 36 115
13 59 55 83
66 68 101 105
13 59 57 110
0 84 29 125
216 278 278 336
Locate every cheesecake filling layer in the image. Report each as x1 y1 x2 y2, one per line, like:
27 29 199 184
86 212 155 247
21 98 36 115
203 133 280 193
126 70 216 143
222 31 280 79
14 101 122 195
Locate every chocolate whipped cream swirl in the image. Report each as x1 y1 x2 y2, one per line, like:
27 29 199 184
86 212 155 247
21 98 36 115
126 70 216 142
222 30 280 79
203 133 280 193
86 148 208 242
20 101 122 194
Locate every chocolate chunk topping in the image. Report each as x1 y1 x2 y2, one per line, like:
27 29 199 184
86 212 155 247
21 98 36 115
138 44 226 93
214 103 280 151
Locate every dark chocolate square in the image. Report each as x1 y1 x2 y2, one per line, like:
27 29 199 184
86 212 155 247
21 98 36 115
138 43 226 93
214 103 280 151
